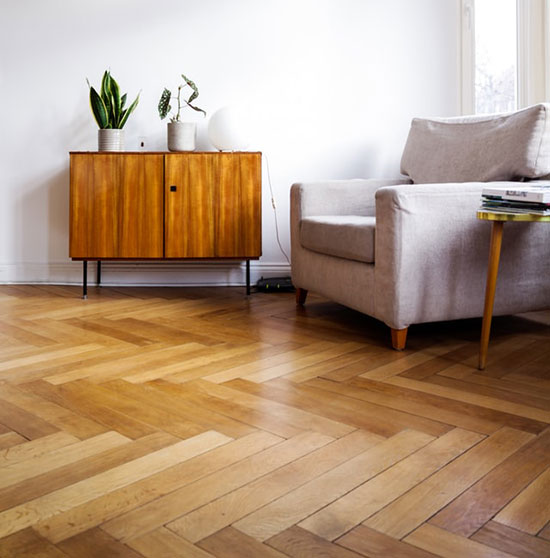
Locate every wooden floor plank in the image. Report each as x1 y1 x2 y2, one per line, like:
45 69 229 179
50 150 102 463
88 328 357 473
0 528 69 558
189 341 305 384
53 342 213 385
385 376 550 424
160 379 354 439
267 526 365 558
0 286 547 557
57 527 144 558
150 380 305 439
0 344 112 385
243 342 359 383
307 376 501 434
198 527 290 558
348 376 546 434
0 432 177 514
404 523 516 558
0 344 102 376
0 397 59 440
0 431 79 467
364 427 534 539
102 379 257 439
0 430 231 540
359 344 466 382
337 525 439 558
127 527 216 558
494 466 550 534
168 430 380 543
122 343 272 384
430 427 550 536
471 521 550 558
453 371 550 404
226 378 451 438
0 382 108 439
539 522 550 541
34 431 281 544
235 429 432 542
44 379 206 441
298 428 482 541
0 431 129 490
0 431 28 451
426 374 550 411
101 431 332 543
21 380 159 440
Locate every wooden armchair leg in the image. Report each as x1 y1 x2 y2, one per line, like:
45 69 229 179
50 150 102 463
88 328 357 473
391 327 408 351
296 288 308 305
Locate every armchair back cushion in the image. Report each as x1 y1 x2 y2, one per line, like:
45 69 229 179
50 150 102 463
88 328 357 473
400 103 550 184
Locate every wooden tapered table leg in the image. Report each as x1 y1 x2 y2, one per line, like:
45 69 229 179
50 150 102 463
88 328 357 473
479 221 504 370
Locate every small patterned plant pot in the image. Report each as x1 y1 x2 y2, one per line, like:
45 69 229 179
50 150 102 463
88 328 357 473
167 122 196 151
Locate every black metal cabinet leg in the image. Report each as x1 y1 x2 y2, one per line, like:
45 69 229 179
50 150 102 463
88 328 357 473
97 261 101 287
82 261 88 299
246 260 251 296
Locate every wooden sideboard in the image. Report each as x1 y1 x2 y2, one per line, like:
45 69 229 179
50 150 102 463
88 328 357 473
70 151 262 296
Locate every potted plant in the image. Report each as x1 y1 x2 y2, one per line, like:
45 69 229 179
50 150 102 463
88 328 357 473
158 73 206 151
87 70 140 151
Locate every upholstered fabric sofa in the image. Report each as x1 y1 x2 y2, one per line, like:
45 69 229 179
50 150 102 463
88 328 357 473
291 104 550 349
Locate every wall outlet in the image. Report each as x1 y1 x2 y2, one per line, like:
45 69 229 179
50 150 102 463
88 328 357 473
138 136 147 150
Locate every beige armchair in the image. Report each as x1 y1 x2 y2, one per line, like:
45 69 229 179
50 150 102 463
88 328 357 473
291 104 550 349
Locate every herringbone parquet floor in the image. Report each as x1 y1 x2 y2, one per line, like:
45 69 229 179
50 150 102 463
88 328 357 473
0 284 549 557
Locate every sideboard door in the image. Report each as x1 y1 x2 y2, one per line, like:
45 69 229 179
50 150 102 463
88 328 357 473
165 153 217 258
70 154 164 259
164 152 262 259
118 155 164 258
217 152 262 258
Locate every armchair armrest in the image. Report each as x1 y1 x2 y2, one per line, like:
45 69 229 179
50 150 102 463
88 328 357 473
290 177 411 295
291 178 412 219
373 182 550 329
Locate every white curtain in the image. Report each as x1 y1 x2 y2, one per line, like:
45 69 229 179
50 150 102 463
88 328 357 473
517 0 549 107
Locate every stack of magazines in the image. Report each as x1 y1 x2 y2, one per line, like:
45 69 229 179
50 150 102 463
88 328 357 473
480 181 550 215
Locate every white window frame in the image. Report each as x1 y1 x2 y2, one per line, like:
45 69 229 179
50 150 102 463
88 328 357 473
460 0 550 115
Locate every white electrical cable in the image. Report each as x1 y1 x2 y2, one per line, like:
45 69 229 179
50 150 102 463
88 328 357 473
263 153 291 265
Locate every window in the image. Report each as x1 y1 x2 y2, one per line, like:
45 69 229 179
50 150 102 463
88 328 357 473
461 0 549 115
474 0 516 114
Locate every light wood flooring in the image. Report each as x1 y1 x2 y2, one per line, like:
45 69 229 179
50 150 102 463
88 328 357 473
0 284 549 558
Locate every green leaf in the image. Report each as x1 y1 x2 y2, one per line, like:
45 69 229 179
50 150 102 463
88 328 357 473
89 86 109 128
118 93 140 129
109 75 122 127
100 71 113 126
181 74 206 116
158 88 172 120
87 70 139 129
101 71 110 99
186 102 207 117
181 73 199 104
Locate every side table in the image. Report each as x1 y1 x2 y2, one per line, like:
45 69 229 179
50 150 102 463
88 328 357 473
477 210 550 370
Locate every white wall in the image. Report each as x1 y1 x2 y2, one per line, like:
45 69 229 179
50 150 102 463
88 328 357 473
0 0 459 286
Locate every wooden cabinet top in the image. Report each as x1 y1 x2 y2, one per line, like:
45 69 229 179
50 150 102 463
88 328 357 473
70 151 261 155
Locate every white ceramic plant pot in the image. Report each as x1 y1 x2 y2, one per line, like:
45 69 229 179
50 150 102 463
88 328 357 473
98 129 125 152
167 122 196 152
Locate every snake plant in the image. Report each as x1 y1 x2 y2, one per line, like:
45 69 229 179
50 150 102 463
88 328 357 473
87 71 140 129
158 73 206 122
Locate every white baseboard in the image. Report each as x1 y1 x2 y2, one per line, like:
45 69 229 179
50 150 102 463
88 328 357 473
0 261 291 286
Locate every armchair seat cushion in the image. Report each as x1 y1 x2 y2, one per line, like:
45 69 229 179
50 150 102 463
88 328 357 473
300 215 376 263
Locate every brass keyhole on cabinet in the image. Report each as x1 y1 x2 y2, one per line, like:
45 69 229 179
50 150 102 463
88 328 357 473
170 185 177 192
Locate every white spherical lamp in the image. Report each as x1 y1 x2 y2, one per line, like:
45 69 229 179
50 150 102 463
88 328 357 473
208 106 251 151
